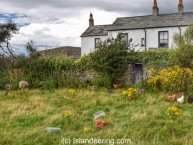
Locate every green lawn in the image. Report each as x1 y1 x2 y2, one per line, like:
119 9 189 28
0 88 193 145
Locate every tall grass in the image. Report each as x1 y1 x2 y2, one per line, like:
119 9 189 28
0 89 193 145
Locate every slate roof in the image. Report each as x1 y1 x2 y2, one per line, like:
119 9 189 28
108 12 193 31
81 12 193 37
81 25 109 37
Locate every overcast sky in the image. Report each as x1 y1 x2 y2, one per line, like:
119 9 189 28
0 0 193 54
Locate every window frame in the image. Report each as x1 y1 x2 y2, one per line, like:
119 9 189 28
95 38 101 49
158 31 169 48
141 38 145 46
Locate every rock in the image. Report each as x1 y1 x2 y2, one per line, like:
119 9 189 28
108 90 114 94
140 89 145 94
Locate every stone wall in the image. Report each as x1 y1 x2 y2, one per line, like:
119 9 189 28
76 64 143 86
39 46 81 59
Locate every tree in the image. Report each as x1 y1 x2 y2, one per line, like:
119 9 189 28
89 33 131 83
172 25 193 68
26 41 40 59
0 22 18 56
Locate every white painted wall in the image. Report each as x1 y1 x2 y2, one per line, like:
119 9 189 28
81 35 108 56
109 26 187 51
146 26 187 49
81 26 188 56
108 30 146 51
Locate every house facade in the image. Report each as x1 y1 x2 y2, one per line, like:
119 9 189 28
81 0 193 56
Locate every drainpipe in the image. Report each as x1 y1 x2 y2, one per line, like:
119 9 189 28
144 29 147 51
178 26 182 46
178 26 181 36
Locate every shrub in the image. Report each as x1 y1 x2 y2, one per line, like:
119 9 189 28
43 80 57 91
122 87 139 100
171 45 193 68
91 75 112 88
147 65 193 93
172 25 193 68
88 33 129 84
0 70 9 90
141 49 172 71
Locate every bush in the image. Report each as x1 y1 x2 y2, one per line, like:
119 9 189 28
0 70 9 90
141 49 172 71
88 33 130 83
43 80 57 91
171 45 193 68
91 75 112 88
122 87 139 100
147 65 193 94
171 25 193 68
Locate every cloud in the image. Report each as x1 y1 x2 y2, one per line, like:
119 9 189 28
0 0 193 55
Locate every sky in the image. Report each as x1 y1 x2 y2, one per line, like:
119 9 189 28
0 0 193 55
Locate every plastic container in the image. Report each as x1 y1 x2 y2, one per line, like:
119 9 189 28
46 127 61 133
93 111 105 119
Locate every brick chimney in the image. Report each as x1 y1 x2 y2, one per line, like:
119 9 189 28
89 13 94 28
178 0 184 15
153 0 159 16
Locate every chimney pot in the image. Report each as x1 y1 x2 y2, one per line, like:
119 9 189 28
178 0 184 15
89 13 94 28
153 0 159 16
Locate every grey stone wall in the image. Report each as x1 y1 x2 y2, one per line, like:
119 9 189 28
39 46 81 59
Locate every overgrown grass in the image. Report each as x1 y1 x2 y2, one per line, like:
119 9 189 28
0 89 193 145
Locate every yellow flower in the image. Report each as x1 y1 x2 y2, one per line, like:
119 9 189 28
166 106 182 123
149 68 155 75
64 111 72 118
83 127 91 133
170 120 174 123
68 89 75 95
122 91 127 95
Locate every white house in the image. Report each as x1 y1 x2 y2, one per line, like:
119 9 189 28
81 0 193 56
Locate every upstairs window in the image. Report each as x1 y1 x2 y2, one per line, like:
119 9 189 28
159 31 169 48
95 38 101 48
121 33 128 45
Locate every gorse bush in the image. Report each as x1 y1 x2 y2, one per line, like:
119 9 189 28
122 87 138 100
147 65 193 93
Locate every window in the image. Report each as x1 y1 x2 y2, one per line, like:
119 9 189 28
121 33 128 45
95 38 101 48
159 31 169 48
141 38 145 46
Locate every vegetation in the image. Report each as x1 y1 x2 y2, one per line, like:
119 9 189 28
0 22 18 56
171 25 193 68
88 33 130 84
1 19 193 145
141 48 172 71
147 65 193 94
0 89 193 145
